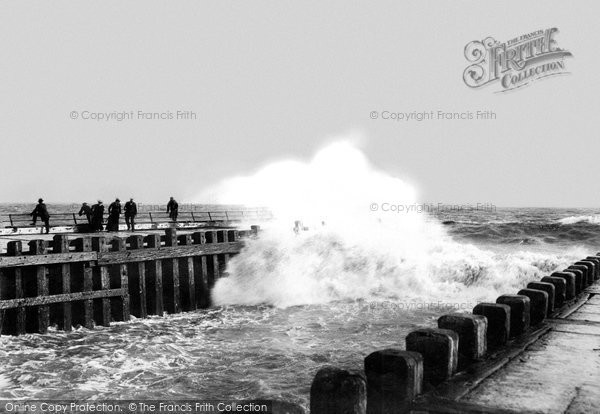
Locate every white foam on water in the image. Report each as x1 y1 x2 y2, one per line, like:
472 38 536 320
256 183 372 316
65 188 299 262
196 138 584 308
558 215 600 225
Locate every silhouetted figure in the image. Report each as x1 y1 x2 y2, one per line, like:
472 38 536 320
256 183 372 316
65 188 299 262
30 198 50 234
78 202 92 224
167 197 179 222
124 198 137 231
107 198 122 232
91 201 105 231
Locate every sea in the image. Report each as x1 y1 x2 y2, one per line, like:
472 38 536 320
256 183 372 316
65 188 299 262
1 203 600 410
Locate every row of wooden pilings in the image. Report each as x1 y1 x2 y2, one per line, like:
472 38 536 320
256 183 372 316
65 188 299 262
309 255 600 414
0 226 259 336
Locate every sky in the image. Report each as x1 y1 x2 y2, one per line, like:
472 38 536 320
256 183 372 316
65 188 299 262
1 1 599 207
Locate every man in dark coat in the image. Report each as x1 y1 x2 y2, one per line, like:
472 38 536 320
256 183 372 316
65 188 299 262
107 198 122 232
30 198 50 234
167 197 179 222
124 198 138 231
91 200 105 231
78 202 92 224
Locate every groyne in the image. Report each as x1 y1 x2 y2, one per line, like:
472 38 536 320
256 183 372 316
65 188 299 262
310 255 600 413
0 226 259 335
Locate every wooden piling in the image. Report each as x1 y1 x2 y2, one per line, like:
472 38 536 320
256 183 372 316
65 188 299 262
0 223 255 336
110 237 130 322
564 267 584 294
127 235 147 318
28 240 50 334
178 233 196 311
162 229 181 314
52 235 72 331
192 231 210 308
210 231 220 287
5 241 26 335
72 237 94 329
144 234 164 316
91 237 111 327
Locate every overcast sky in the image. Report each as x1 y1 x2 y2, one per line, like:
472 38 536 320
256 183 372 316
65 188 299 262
1 1 599 207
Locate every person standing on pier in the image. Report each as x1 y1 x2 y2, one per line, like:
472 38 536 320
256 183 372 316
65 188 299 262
30 198 50 234
107 198 122 231
91 200 105 231
124 198 137 231
167 197 179 222
78 202 92 225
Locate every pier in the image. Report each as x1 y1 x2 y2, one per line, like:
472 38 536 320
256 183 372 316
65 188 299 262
310 256 600 413
0 208 272 237
0 226 259 336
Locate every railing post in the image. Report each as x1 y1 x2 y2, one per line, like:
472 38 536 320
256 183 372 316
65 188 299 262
9 214 14 227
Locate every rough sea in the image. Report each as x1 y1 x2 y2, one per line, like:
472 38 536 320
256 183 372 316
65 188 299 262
1 203 599 410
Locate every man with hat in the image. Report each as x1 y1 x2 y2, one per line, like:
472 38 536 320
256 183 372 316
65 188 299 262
91 200 105 232
107 198 122 232
124 198 138 231
30 198 50 234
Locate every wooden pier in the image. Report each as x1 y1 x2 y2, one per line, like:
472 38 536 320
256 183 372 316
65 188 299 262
0 226 259 335
0 208 272 236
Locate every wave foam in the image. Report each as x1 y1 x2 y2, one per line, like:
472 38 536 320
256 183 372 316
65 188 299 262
201 138 583 308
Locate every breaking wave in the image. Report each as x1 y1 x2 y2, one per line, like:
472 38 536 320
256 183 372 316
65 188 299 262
558 215 600 225
199 138 584 308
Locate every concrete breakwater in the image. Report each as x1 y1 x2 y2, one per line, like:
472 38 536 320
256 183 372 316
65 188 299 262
0 226 259 336
310 255 600 413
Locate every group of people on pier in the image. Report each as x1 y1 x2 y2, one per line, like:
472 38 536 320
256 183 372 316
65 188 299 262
30 197 179 233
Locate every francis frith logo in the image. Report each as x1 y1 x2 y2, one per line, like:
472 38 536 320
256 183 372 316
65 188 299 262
463 28 572 92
